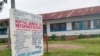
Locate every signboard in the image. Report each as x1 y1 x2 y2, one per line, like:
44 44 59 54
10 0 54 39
10 9 43 56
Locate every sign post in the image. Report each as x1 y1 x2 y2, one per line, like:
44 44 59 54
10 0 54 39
10 9 43 56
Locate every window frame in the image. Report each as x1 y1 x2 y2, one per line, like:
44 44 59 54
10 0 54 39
50 22 66 32
93 19 100 29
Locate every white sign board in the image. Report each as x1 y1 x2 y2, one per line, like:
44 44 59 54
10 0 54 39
10 9 43 56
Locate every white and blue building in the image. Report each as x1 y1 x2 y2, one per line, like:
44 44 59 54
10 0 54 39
42 6 100 37
0 6 100 38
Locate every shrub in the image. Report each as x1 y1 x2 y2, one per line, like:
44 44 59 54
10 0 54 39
78 34 85 39
0 38 8 43
61 35 66 41
90 34 96 38
97 34 100 37
89 34 99 38
50 34 57 41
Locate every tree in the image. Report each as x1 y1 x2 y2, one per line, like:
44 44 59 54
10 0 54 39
0 1 4 12
0 0 7 12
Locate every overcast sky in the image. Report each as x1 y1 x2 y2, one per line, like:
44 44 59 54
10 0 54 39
0 0 100 19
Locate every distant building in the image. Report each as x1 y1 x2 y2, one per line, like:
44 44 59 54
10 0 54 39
42 6 100 38
0 6 100 39
0 19 8 38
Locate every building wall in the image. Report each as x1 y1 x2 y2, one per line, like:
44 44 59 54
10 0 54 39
1 14 100 38
44 14 100 36
0 35 8 38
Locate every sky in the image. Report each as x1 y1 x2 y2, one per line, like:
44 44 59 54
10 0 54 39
0 0 100 19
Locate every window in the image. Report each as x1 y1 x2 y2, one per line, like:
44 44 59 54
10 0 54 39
93 19 100 29
72 21 82 30
60 23 67 31
43 24 46 35
50 23 66 32
0 28 7 35
82 20 90 29
72 20 90 30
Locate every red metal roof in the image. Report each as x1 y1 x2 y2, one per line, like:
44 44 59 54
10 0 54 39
0 6 100 21
0 18 8 22
40 6 100 20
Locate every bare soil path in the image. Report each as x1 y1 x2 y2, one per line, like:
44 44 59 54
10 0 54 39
0 45 8 50
44 44 85 50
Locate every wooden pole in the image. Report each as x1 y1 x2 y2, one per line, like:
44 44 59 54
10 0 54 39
8 23 11 48
11 0 15 8
45 14 48 54
8 0 16 48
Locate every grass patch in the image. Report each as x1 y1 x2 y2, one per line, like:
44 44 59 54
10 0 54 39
44 49 100 56
0 49 11 56
1 38 100 56
44 38 100 56
48 38 100 44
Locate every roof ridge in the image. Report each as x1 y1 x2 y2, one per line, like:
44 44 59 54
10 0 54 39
41 6 100 14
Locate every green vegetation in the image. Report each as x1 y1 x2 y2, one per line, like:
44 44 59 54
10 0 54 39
0 38 8 43
1 38 100 56
49 34 100 41
78 34 85 39
0 49 11 56
61 35 66 41
49 34 66 41
49 34 57 41
48 38 100 44
45 38 100 56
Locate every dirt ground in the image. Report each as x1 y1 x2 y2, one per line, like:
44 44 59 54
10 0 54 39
0 44 84 50
0 45 8 50
44 44 85 50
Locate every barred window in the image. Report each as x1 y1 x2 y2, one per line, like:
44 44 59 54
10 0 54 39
50 23 66 32
0 28 7 35
72 20 90 30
